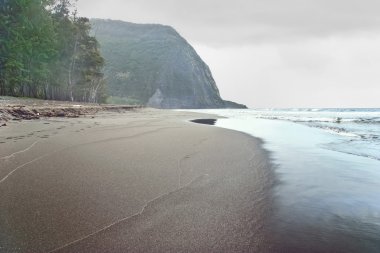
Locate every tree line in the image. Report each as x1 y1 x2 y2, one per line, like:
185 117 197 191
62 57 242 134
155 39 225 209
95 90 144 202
0 0 106 103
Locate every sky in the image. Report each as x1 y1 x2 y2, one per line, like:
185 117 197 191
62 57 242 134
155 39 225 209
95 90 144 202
76 0 380 108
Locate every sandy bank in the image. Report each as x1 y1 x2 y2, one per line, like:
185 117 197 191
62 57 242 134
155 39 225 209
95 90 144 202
0 109 274 253
0 96 141 124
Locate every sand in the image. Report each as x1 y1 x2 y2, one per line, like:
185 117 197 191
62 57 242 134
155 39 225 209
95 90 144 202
0 109 274 253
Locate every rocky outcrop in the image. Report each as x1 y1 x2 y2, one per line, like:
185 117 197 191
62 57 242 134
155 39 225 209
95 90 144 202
91 19 247 109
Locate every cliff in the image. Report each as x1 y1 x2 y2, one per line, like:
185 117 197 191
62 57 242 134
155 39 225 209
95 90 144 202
91 19 246 109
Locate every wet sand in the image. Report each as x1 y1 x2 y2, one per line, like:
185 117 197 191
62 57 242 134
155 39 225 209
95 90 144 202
0 109 273 253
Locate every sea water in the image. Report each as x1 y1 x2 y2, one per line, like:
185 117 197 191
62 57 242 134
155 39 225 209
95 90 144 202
191 109 380 252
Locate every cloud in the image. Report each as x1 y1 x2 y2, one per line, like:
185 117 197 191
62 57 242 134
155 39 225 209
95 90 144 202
194 34 380 107
76 0 380 107
77 0 380 46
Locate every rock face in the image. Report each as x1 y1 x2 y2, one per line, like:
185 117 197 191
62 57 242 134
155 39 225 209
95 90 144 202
91 19 246 109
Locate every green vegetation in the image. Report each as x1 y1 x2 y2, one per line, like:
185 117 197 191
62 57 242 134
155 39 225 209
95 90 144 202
0 8 246 108
91 19 179 105
91 19 246 109
106 96 141 105
0 0 106 103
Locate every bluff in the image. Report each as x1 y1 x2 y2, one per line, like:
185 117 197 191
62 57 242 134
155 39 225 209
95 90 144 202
91 19 246 109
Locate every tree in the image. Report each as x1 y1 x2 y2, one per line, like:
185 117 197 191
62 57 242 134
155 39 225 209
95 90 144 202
72 18 105 102
0 0 106 102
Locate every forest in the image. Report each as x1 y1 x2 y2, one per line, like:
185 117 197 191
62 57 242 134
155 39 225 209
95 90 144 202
0 0 106 103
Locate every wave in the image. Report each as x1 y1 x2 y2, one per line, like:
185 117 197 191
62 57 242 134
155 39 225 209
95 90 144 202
353 117 380 124
323 146 380 161
253 115 380 125
246 109 380 161
254 108 380 113
193 108 380 162
315 126 361 138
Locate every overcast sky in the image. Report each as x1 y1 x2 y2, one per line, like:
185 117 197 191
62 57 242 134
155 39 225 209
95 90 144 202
77 0 380 108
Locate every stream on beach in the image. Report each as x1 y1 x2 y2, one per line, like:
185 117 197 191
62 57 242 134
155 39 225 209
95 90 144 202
192 108 380 253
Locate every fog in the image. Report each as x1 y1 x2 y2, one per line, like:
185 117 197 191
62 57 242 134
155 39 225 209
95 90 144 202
77 0 380 107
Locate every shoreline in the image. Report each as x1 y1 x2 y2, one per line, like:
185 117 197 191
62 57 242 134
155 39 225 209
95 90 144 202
207 109 380 253
0 107 274 253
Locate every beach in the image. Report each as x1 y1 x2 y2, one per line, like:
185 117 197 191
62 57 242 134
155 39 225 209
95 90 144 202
0 108 273 253
197 108 380 253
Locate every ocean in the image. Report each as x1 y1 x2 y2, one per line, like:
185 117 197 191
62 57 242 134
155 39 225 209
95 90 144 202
191 108 380 252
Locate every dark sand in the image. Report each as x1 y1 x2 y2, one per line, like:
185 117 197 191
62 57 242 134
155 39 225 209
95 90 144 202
0 109 274 253
190 118 217 125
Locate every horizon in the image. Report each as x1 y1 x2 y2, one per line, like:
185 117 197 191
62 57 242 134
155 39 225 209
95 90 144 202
76 0 380 108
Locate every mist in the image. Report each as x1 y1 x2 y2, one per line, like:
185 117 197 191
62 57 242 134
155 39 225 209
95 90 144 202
77 0 380 107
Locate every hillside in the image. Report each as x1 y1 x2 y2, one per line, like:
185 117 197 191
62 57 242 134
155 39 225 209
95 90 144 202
91 19 246 109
